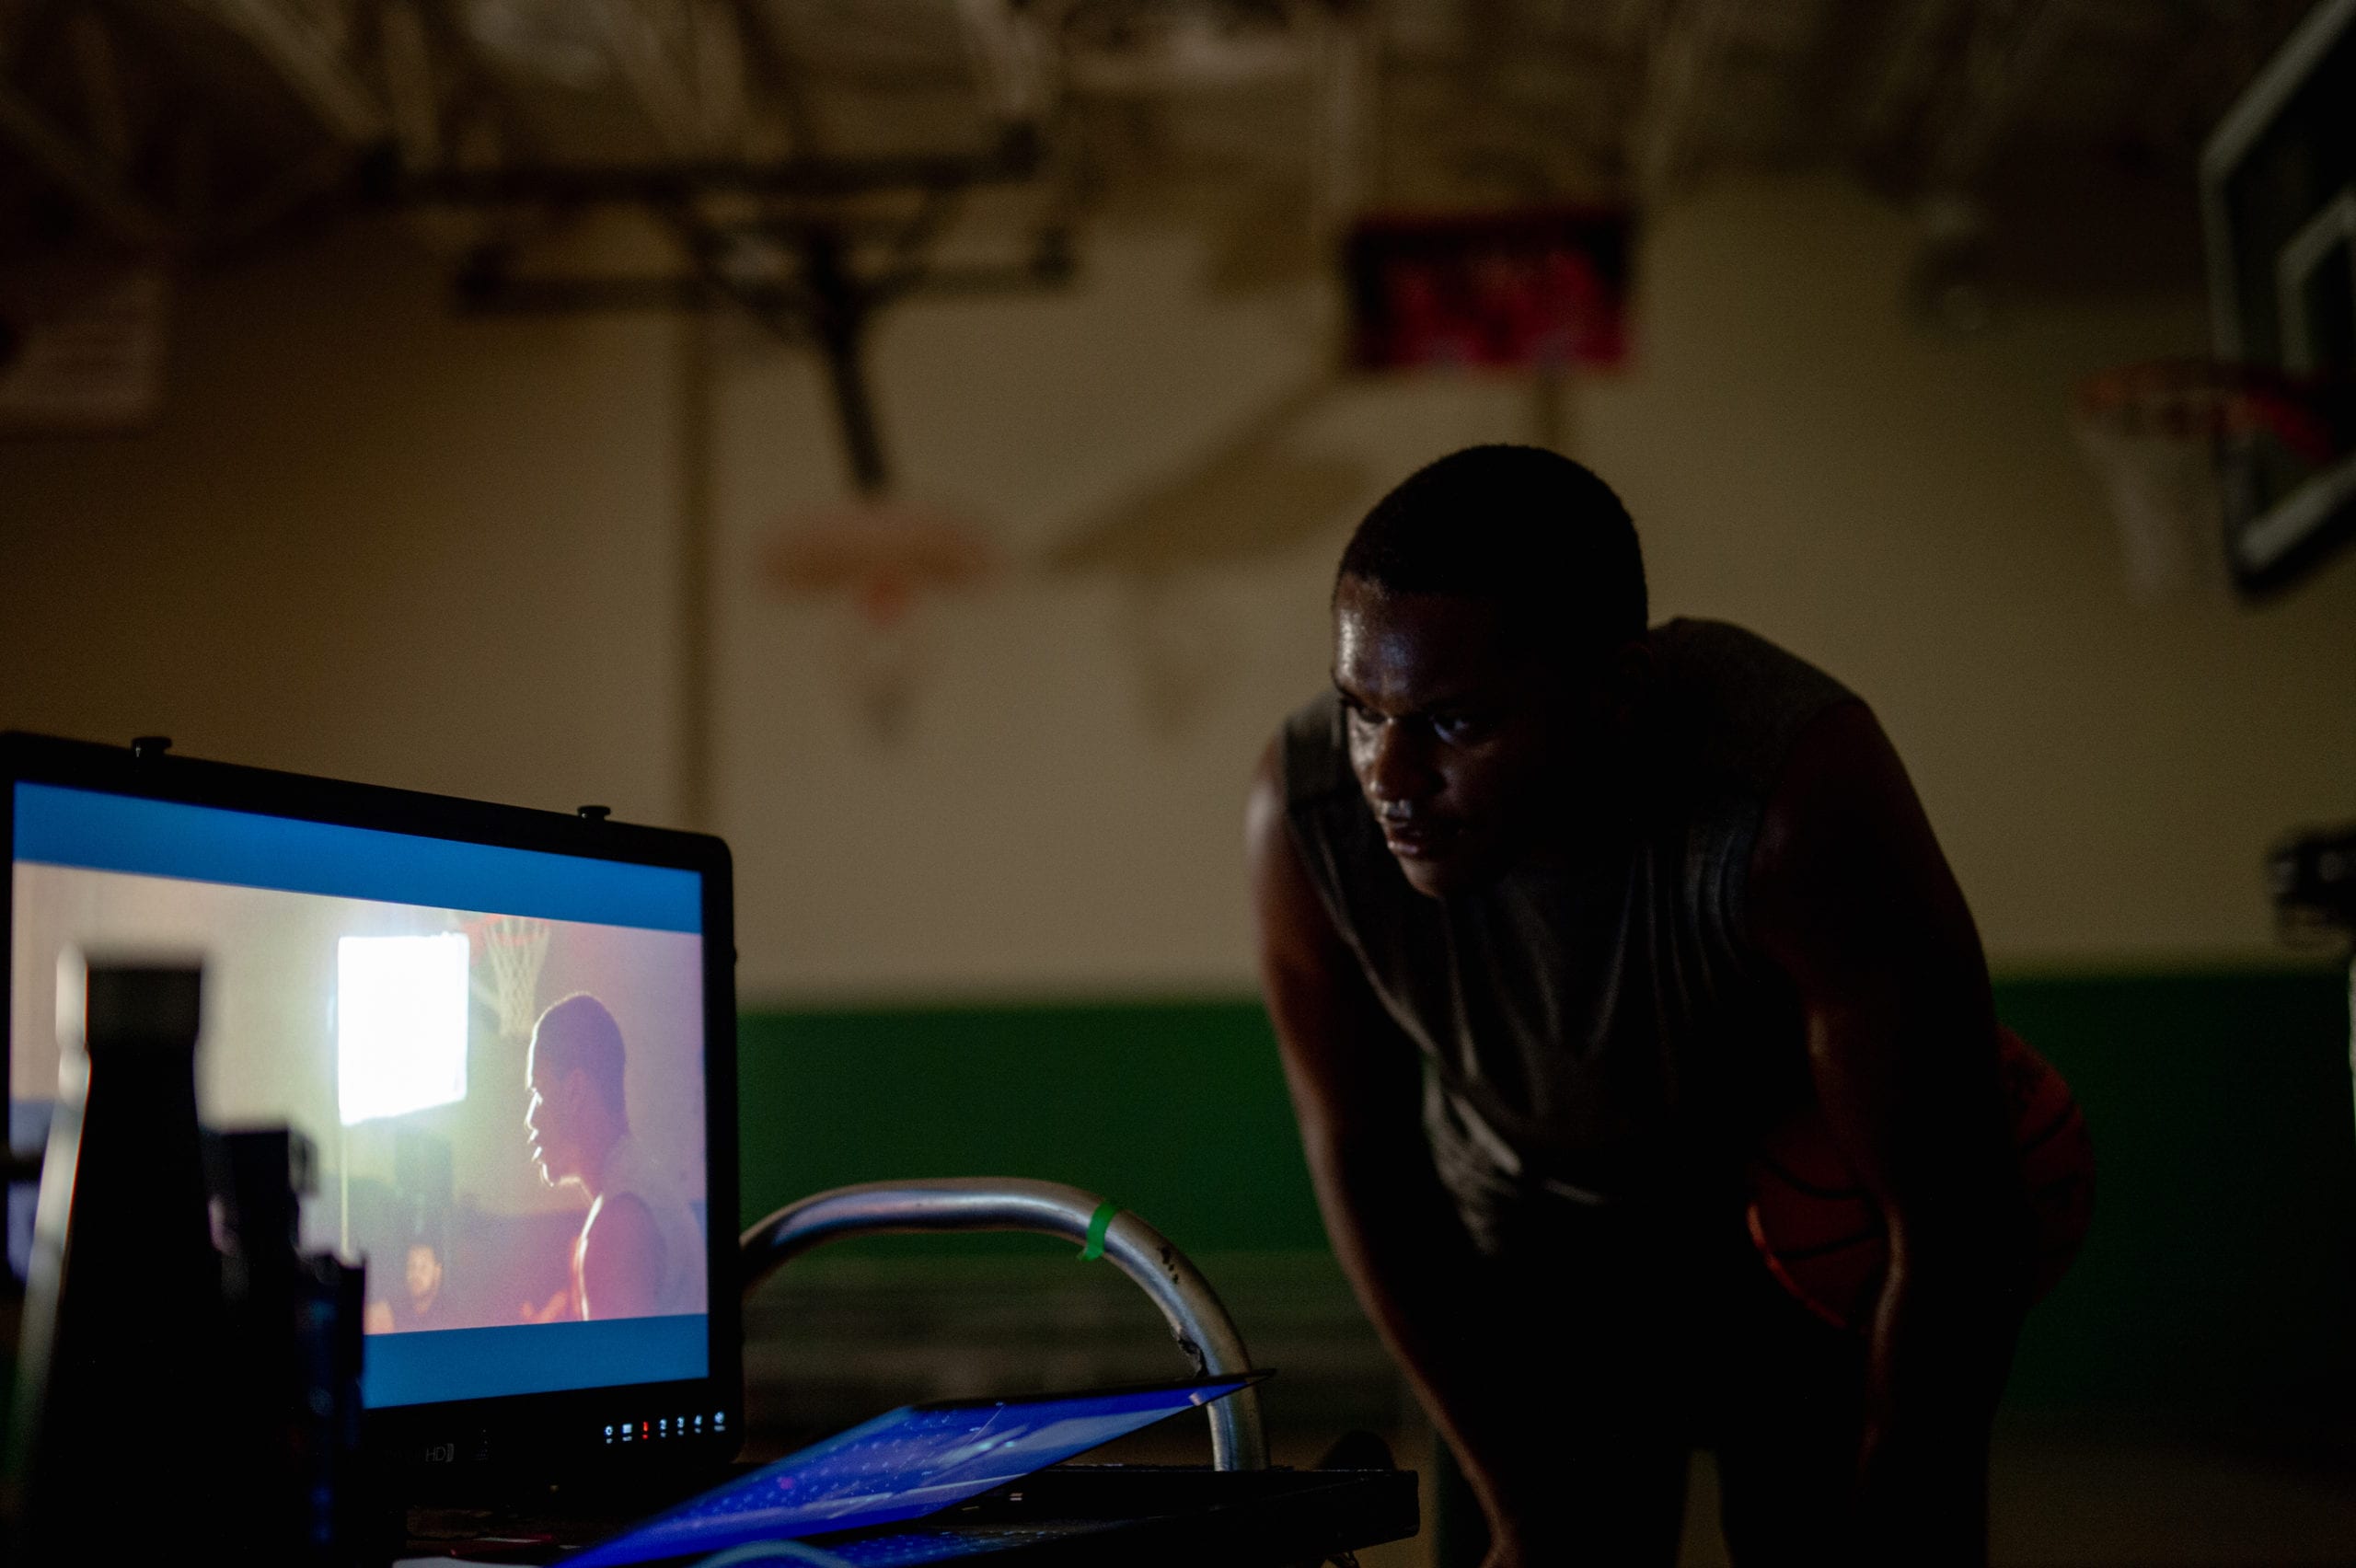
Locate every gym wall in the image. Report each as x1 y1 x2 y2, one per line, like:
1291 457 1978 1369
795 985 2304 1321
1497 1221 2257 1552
738 973 2356 1420
708 177 2356 997
4 173 2352 1424
6 177 2350 987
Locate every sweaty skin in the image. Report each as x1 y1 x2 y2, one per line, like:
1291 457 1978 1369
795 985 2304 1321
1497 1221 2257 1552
1248 579 2031 1567
1330 578 1645 896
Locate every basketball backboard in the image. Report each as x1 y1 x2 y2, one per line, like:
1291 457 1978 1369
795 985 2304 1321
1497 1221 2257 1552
2201 0 2356 595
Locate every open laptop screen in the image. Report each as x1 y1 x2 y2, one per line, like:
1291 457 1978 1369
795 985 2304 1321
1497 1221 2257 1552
567 1377 1265 1568
8 766 722 1420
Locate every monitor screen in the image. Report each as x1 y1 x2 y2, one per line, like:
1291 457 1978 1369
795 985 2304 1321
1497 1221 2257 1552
7 766 722 1419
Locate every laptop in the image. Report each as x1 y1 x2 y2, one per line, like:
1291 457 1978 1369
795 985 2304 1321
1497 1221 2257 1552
557 1375 1269 1568
4 732 743 1507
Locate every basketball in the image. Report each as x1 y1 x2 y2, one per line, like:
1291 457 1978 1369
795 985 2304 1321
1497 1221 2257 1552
1745 1028 2094 1332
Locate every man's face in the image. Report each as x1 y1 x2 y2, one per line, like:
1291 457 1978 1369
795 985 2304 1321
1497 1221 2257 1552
523 1044 581 1187
1332 575 1616 898
405 1242 443 1309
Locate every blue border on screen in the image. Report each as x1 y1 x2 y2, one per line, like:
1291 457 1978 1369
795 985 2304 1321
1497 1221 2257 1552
12 782 700 932
365 1315 709 1407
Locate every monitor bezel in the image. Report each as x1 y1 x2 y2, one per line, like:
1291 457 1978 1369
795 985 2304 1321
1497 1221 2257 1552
1 731 744 1490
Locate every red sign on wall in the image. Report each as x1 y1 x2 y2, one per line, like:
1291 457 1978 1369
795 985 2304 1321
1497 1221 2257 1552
1344 209 1632 372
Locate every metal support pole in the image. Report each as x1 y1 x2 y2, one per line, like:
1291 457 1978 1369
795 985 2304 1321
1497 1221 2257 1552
801 228 889 494
740 1179 1268 1470
675 310 714 832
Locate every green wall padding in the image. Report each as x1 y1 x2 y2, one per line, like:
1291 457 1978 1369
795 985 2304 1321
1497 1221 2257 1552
737 999 1326 1255
1997 968 2356 1416
739 967 2356 1416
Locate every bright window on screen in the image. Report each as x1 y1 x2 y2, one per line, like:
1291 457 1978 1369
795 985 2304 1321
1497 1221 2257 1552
337 934 469 1125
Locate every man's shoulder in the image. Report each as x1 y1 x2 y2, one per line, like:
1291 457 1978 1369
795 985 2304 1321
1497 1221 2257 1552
587 1190 658 1237
1275 687 1357 809
1265 688 1400 942
1648 617 1835 684
1645 618 1858 797
602 1134 690 1207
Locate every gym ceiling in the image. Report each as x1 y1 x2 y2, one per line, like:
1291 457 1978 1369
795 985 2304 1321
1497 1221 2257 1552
0 1 2322 299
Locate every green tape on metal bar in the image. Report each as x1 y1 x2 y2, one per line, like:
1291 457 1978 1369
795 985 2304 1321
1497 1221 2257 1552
1079 1201 1117 1262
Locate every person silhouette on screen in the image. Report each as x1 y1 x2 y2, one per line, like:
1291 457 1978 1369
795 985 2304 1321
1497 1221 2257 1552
519 993 706 1323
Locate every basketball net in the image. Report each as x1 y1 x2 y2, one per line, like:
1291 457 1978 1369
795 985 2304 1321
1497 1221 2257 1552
761 497 997 741
465 915 552 1044
2071 359 2335 603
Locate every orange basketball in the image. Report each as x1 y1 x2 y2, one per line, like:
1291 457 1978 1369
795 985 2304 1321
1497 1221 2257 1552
1744 1028 2094 1331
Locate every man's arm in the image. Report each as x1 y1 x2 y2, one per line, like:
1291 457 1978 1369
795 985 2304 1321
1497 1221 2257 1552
580 1195 664 1321
1246 744 1537 1565
1749 701 2035 1564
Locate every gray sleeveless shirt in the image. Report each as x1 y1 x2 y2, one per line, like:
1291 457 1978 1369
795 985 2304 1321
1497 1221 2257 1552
1279 618 1857 1236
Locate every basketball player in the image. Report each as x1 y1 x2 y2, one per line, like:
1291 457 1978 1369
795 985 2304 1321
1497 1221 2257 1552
1247 446 2034 1564
520 993 707 1322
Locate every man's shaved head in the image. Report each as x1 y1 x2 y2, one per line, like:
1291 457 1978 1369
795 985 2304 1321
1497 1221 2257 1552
1339 444 1646 666
529 993 629 1126
1329 446 1654 896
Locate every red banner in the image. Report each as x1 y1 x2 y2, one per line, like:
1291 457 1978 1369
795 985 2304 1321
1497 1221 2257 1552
1345 209 1632 372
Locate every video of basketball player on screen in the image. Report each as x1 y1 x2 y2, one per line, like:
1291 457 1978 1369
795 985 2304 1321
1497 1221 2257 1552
8 864 710 1336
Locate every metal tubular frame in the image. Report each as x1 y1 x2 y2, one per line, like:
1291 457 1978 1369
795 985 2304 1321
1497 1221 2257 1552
740 1178 1268 1470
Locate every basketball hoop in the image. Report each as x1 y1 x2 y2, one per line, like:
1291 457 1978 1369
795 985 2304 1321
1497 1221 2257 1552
2070 359 2335 603
761 498 997 740
463 914 552 1044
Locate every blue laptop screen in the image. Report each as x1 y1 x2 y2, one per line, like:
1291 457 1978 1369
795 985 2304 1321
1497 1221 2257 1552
566 1378 1257 1567
8 780 711 1410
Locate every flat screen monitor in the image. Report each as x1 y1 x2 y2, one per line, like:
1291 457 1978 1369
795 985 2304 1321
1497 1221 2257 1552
3 732 740 1483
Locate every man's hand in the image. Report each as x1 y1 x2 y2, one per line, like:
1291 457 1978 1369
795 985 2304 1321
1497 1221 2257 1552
1247 742 1535 1552
1750 700 2035 1565
519 1286 572 1323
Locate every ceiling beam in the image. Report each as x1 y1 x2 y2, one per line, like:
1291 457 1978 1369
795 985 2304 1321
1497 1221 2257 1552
578 0 760 159
1627 0 1741 202
724 0 824 158
204 0 387 144
0 80 170 247
954 0 1055 124
596 0 696 151
395 133 1044 205
1925 0 2080 189
687 0 750 152
379 0 443 166
1311 7 1371 236
1855 0 1961 146
64 7 132 172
